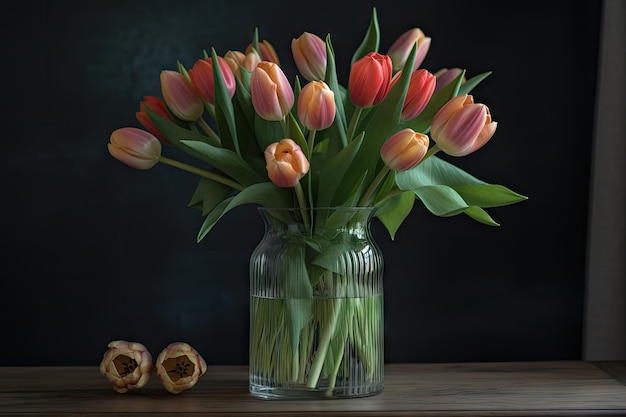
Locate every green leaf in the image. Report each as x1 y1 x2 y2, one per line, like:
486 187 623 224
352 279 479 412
211 49 240 155
180 140 265 186
187 177 233 216
463 206 500 226
145 106 220 149
197 182 293 241
454 184 528 208
323 35 348 152
314 133 363 208
350 7 380 65
375 191 415 240
395 155 487 189
254 114 283 151
458 71 492 96
413 185 469 217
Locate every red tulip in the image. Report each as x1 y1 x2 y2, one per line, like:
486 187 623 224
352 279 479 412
348 52 393 108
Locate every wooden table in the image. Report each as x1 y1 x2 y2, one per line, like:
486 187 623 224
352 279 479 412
1 361 625 416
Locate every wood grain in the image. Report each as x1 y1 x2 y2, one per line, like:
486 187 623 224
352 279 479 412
0 361 625 416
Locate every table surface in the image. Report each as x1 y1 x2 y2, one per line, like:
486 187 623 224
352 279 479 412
1 361 625 416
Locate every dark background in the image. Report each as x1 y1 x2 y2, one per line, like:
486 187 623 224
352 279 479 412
2 1 601 366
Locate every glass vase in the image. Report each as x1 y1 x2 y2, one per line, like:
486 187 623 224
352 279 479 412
249 207 384 399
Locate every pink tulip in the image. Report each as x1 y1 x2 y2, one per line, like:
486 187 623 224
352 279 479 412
391 68 436 120
188 56 236 104
155 342 207 394
291 32 327 81
297 81 336 130
108 127 162 170
160 70 204 121
135 95 172 144
387 28 431 71
99 340 153 393
250 61 294 121
380 128 429 171
264 139 310 187
246 40 280 65
430 94 497 157
348 52 393 108
433 68 466 93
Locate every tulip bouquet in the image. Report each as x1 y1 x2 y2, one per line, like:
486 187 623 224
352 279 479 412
108 8 526 397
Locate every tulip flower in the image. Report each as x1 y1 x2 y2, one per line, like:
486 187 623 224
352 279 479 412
99 340 153 393
155 342 207 394
246 40 280 65
108 127 162 170
250 61 294 121
430 94 497 157
160 70 204 121
348 52 393 108
434 68 466 93
135 95 172 144
297 81 336 131
224 50 261 80
188 56 236 104
291 32 327 81
387 28 431 72
380 128 429 171
264 139 310 187
391 68 436 120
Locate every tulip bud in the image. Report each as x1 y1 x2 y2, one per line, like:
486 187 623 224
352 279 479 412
250 61 295 121
108 127 162 170
135 96 172 144
380 128 429 171
246 40 280 65
291 32 327 81
264 138 310 187
224 50 261 80
430 94 497 157
390 69 436 120
155 342 207 394
348 52 393 108
297 81 336 130
160 70 204 121
188 56 236 105
387 28 431 72
99 340 153 393
434 68 466 94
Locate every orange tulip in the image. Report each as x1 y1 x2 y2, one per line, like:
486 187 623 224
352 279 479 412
99 340 153 393
264 139 310 187
135 95 171 144
188 56 236 104
108 127 162 170
160 70 204 121
297 81 336 130
430 94 497 157
155 342 207 394
391 69 436 120
380 128 429 171
224 50 261 80
348 52 393 108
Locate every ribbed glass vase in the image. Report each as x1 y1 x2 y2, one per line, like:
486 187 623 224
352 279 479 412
249 207 384 399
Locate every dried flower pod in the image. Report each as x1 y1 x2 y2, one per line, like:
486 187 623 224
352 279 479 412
155 342 207 394
99 340 153 393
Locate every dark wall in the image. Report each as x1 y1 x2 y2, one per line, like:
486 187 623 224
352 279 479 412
2 0 601 365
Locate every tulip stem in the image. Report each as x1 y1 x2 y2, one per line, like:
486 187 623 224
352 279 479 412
158 156 244 191
196 117 222 147
423 143 440 161
358 165 391 206
307 130 317 158
294 182 311 233
346 107 363 143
